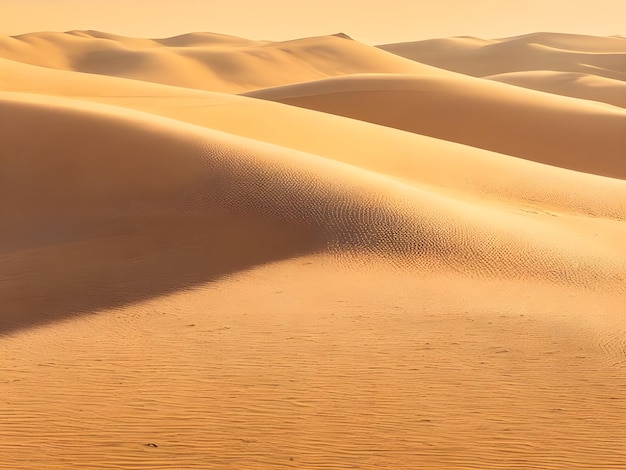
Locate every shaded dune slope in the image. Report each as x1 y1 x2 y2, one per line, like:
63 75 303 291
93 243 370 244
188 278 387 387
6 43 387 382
379 32 626 110
379 32 626 81
246 73 626 179
0 31 440 92
2 31 626 470
487 71 626 109
2 93 625 333
4 57 625 222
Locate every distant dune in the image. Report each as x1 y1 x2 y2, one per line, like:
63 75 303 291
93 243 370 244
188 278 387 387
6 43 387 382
379 32 626 81
3 58 624 219
247 73 626 179
0 30 440 92
486 70 626 108
380 33 626 108
4 90 623 330
2 30 626 470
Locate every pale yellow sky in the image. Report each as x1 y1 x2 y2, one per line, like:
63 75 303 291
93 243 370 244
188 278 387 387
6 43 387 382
1 0 624 44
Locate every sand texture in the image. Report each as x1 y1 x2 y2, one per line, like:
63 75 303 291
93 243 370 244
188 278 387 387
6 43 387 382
380 33 626 79
1 31 626 469
0 31 439 92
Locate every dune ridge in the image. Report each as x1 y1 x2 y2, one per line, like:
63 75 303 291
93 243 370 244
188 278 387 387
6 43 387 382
2 29 626 470
380 32 626 107
2 91 625 333
380 32 626 79
3 57 625 222
246 73 626 179
0 31 440 92
486 70 626 108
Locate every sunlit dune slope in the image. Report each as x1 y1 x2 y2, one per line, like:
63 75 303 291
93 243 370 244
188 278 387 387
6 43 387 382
246 73 626 179
2 92 625 332
3 57 626 221
0 30 441 92
2 57 625 221
486 70 626 108
3 28 626 470
379 32 626 81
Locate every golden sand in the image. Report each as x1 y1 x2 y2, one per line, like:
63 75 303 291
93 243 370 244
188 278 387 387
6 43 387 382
1 31 625 469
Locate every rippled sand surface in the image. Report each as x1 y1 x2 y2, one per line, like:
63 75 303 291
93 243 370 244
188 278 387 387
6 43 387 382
1 31 625 469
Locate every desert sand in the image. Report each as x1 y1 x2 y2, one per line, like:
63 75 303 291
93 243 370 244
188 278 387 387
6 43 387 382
1 30 626 469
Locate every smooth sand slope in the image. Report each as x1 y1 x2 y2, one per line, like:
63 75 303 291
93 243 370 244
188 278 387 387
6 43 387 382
0 30 440 92
2 31 626 469
2 58 625 221
380 33 626 106
3 91 624 328
2 90 626 470
487 71 626 109
380 33 626 80
247 73 626 179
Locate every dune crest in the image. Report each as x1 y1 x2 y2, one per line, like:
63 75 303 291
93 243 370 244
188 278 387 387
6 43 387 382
380 32 626 81
486 70 626 108
2 91 625 332
4 57 625 221
0 31 439 92
247 73 626 179
2 29 626 470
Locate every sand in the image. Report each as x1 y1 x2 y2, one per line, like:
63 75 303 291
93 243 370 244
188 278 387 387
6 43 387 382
0 31 439 92
379 33 626 79
380 32 626 105
245 73 626 179
1 31 626 469
487 71 626 109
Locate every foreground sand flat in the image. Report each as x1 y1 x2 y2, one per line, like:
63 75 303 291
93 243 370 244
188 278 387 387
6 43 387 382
3 258 626 469
1 31 625 469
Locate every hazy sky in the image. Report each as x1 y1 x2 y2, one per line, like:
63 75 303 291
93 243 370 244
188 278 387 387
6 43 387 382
1 0 625 44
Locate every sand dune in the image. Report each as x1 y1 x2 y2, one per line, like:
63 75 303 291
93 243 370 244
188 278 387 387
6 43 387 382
2 30 626 470
3 58 625 221
0 30 439 92
486 70 626 108
247 73 626 179
380 32 626 81
2 91 624 329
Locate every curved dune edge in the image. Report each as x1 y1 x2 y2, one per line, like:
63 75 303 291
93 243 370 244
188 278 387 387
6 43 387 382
246 73 626 179
487 70 626 109
379 32 626 81
0 31 443 92
3 58 625 223
1 92 625 333
2 30 626 470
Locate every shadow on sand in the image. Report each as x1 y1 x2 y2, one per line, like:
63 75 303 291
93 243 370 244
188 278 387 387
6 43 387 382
0 215 321 335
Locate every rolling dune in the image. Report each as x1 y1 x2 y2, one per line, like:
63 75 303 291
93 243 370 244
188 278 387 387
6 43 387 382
0 31 440 92
246 73 626 179
380 32 626 81
4 91 623 330
3 57 626 221
2 29 626 470
486 70 626 108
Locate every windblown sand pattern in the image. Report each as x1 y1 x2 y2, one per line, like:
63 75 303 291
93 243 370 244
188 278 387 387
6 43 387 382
1 30 625 469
